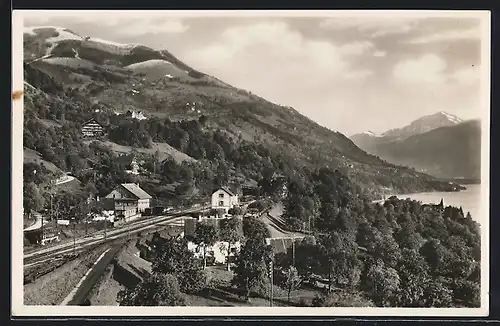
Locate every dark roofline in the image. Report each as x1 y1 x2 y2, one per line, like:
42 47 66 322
215 187 235 197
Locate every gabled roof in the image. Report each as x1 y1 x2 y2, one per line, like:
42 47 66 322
213 186 236 197
82 118 102 126
120 183 152 199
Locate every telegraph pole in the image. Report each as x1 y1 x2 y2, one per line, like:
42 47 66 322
104 217 107 240
269 259 274 307
40 214 44 245
73 220 76 255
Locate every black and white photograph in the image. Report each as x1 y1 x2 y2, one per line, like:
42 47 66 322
11 10 490 316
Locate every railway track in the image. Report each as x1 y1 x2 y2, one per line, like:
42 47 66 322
24 209 200 268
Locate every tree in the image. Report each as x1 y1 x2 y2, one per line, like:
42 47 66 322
279 266 302 303
117 273 186 306
423 278 453 307
152 237 207 294
232 238 272 302
317 232 361 290
23 182 45 218
290 237 322 280
228 206 243 216
243 217 271 241
363 258 400 307
194 222 219 269
396 249 431 307
219 217 243 270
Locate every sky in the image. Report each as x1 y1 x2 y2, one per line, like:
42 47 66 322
22 11 487 136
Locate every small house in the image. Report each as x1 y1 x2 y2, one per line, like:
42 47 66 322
81 118 105 138
211 187 239 213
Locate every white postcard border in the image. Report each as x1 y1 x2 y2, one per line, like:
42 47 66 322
11 9 491 317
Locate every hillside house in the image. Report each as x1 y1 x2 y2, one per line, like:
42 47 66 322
211 187 239 213
131 111 147 120
81 118 105 138
105 183 152 219
117 154 141 175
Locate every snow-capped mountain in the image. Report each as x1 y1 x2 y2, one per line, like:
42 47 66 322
349 112 479 179
381 111 463 140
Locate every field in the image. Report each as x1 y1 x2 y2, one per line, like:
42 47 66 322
23 147 62 174
126 59 191 81
88 140 197 164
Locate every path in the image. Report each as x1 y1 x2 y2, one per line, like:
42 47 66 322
55 174 75 185
261 203 306 239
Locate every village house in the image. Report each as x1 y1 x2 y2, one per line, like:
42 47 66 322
81 118 105 138
211 187 239 213
105 183 152 220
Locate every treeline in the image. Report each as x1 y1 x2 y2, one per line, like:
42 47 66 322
279 175 481 307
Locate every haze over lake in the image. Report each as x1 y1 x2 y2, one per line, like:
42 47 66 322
395 184 483 224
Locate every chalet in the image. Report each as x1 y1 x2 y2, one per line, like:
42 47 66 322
81 118 105 138
105 183 152 219
211 187 239 213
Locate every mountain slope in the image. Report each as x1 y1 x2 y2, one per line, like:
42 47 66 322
384 111 463 140
373 120 481 180
22 26 462 199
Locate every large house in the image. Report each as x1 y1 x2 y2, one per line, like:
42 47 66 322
105 183 152 219
211 187 239 213
81 118 105 138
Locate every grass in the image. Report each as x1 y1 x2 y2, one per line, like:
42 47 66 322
87 140 196 164
24 244 111 305
88 264 123 306
23 147 62 174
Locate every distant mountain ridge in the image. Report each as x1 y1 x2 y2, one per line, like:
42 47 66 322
350 113 480 180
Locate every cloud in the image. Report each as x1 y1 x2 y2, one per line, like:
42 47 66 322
23 12 190 36
406 26 481 44
392 54 448 85
373 51 387 57
339 41 374 56
187 21 351 77
345 70 374 80
319 17 421 37
450 66 480 86
120 19 189 36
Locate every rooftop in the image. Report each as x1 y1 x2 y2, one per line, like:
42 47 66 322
120 183 152 199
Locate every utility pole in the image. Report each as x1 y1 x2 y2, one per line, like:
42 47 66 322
40 214 44 245
269 259 274 307
292 238 296 267
104 216 107 240
73 220 76 255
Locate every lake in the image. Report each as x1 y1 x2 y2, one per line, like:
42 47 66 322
393 184 485 225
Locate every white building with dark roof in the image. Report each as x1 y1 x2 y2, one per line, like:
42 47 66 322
211 187 239 213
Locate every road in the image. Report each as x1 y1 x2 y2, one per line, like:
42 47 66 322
55 174 76 185
24 216 43 232
24 207 201 268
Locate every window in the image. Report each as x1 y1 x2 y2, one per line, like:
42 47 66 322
219 193 224 198
219 201 224 206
